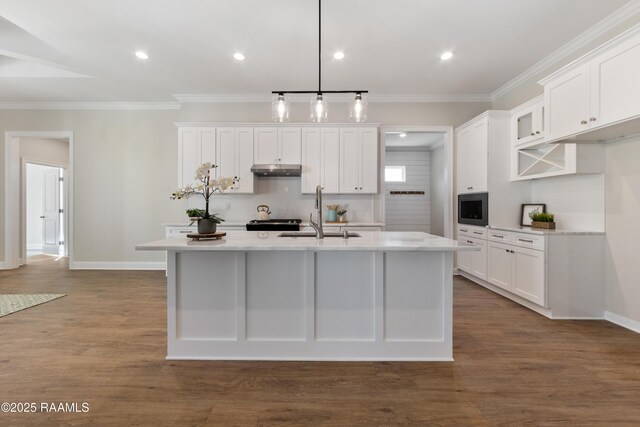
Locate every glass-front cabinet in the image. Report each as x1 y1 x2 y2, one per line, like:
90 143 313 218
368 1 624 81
511 95 544 146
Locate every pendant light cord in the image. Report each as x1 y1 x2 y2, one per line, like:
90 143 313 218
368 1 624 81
318 0 322 94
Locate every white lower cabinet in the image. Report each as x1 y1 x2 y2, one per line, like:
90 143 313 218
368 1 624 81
460 226 605 318
486 241 513 291
458 236 487 281
457 225 487 281
487 240 545 306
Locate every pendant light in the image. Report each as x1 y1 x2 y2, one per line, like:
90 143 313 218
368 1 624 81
272 93 290 122
311 93 328 122
349 92 367 122
271 0 368 122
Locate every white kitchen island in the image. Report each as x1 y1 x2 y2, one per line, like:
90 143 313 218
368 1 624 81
136 231 476 361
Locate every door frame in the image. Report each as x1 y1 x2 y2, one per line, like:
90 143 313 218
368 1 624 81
3 131 74 269
378 126 454 238
22 158 69 261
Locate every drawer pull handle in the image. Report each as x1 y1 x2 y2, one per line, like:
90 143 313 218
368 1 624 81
473 231 483 235
460 229 468 233
519 239 534 243
492 234 503 238
467 240 473 244
581 120 588 125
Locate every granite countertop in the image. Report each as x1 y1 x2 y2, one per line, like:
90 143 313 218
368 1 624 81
488 225 605 236
137 231 477 252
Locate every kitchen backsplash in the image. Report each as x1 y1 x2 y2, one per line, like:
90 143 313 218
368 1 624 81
186 177 376 223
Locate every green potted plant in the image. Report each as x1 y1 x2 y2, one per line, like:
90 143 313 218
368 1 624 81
185 208 205 221
530 211 555 229
171 162 238 234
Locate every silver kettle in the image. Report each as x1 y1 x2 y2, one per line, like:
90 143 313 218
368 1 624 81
256 205 271 221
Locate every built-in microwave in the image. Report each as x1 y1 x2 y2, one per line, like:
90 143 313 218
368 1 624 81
458 193 488 226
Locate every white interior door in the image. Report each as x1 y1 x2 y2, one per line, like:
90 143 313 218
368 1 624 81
42 169 61 255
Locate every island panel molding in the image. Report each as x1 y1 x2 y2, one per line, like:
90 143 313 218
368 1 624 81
138 231 475 361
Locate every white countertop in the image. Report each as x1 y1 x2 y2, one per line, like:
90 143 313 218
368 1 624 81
138 231 477 252
163 222 385 228
488 225 605 236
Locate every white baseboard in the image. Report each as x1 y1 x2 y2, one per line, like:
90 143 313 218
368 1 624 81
71 261 166 270
604 311 640 334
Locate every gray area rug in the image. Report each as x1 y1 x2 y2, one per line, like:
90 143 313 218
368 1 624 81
0 294 66 318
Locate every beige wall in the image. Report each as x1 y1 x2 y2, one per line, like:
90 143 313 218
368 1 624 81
21 137 70 166
605 137 640 324
179 102 491 127
0 109 182 264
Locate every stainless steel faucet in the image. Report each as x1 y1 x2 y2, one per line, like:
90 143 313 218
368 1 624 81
309 185 324 239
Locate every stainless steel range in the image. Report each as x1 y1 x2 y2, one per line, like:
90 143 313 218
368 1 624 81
246 219 302 231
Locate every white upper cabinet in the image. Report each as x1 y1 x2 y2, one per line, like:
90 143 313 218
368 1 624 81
178 127 216 188
456 116 488 194
540 24 640 143
339 127 378 194
216 127 254 194
590 34 640 127
511 95 544 146
544 63 592 141
510 96 604 181
253 127 301 164
178 126 254 193
301 128 340 194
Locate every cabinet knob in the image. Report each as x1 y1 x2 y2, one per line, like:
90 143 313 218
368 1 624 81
535 131 540 134
530 132 535 136
355 187 358 190
505 249 510 253
590 117 597 122
581 120 588 125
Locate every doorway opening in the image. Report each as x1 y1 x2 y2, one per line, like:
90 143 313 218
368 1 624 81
379 127 453 238
25 163 67 259
3 131 73 269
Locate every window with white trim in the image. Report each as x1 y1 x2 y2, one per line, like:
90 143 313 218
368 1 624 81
385 165 406 182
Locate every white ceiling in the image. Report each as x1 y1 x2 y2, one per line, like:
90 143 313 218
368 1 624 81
0 0 632 102
385 132 444 149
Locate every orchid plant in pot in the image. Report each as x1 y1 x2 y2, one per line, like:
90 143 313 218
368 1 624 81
171 162 238 234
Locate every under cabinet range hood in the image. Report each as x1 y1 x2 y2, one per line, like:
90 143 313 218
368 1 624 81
250 164 301 177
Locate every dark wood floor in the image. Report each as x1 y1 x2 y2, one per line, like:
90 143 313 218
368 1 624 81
1 255 639 426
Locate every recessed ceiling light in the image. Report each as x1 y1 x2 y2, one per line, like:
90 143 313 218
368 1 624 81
333 51 345 60
135 51 149 60
440 51 454 61
399 133 407 138
233 52 246 61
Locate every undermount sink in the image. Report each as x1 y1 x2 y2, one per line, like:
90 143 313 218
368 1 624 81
278 232 361 238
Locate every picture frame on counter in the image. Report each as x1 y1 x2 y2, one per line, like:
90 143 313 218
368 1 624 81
521 204 546 227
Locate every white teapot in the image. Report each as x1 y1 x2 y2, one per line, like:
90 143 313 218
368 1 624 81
256 205 271 220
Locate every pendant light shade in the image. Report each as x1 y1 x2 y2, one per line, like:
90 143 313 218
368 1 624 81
349 92 368 122
271 93 290 122
310 93 328 122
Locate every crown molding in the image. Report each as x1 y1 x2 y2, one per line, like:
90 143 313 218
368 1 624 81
0 102 180 110
491 0 640 102
173 93 492 103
